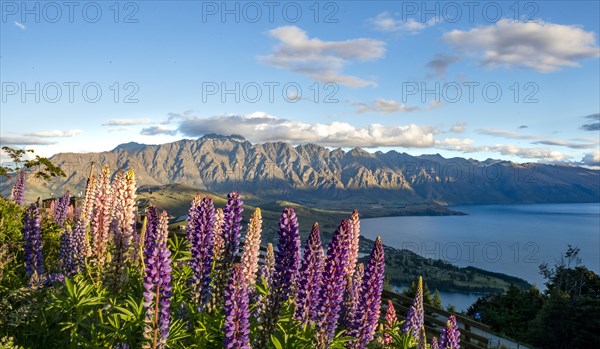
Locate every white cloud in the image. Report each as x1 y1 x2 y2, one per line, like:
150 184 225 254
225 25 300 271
14 21 26 30
102 118 153 126
435 138 571 162
178 112 435 148
23 129 83 138
0 137 56 146
582 150 600 165
532 140 597 150
443 19 600 72
107 127 131 133
355 99 421 114
259 26 385 87
140 125 178 136
449 122 466 133
477 127 597 150
369 12 438 33
426 54 460 77
477 128 536 140
491 144 570 162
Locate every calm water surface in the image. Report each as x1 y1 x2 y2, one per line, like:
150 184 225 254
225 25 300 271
362 203 600 310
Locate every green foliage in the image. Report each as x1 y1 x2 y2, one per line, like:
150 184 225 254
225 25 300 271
0 146 65 181
0 197 24 248
467 284 543 342
0 198 26 291
369 320 417 349
469 246 600 348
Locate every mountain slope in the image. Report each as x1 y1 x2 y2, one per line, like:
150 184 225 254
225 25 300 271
5 134 599 207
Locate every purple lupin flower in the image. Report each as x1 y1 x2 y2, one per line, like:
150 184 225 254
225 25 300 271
401 305 416 335
211 192 243 309
70 218 87 273
346 210 360 276
260 243 275 287
185 194 202 248
294 223 324 326
212 208 225 264
189 197 215 310
315 219 352 346
23 204 44 278
403 276 425 339
223 264 251 349
253 243 275 323
59 226 76 276
221 192 243 269
340 275 357 329
91 165 114 267
256 208 301 347
341 263 364 330
9 170 26 205
272 207 301 301
45 273 65 285
142 208 172 348
431 337 440 349
349 236 385 348
54 190 71 226
439 315 460 349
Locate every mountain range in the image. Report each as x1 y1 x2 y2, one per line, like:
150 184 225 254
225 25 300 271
4 134 599 212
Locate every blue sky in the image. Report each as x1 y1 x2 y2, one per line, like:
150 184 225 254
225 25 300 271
1 1 599 166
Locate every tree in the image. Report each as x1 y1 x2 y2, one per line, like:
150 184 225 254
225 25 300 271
432 290 442 309
1 146 65 181
468 246 600 348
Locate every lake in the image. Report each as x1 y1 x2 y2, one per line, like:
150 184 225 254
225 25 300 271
361 203 600 311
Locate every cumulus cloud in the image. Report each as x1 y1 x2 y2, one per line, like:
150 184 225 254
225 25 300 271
369 12 438 33
581 150 600 165
443 19 600 72
0 137 56 146
23 129 82 138
14 21 26 30
102 118 153 126
259 26 385 87
178 112 435 148
140 125 178 136
581 113 600 131
426 54 460 77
